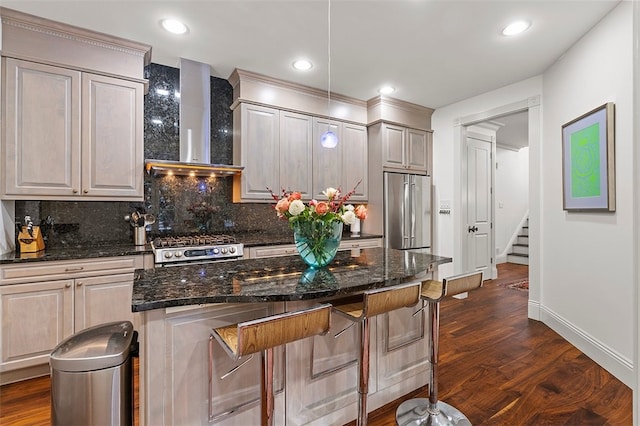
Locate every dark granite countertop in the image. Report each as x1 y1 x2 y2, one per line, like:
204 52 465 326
132 247 451 312
0 232 382 265
0 244 153 265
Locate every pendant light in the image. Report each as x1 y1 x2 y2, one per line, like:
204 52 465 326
320 0 338 148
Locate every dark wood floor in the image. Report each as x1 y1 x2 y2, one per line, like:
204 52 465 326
1 263 632 425
358 263 632 426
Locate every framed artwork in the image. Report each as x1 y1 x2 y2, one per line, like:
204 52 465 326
562 102 615 212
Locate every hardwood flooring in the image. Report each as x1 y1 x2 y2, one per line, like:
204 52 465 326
0 263 632 425
359 263 632 426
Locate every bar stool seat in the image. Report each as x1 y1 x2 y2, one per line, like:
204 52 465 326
395 271 483 426
332 282 422 426
210 303 332 426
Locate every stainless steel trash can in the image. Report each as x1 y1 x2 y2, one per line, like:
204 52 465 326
50 321 136 426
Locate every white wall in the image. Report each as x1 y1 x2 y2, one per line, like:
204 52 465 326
431 76 542 279
495 147 529 262
433 1 634 387
541 2 634 385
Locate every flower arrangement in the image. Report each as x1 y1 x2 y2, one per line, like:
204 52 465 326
271 186 358 227
269 183 365 268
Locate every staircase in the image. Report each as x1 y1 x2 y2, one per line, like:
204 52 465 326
507 219 529 265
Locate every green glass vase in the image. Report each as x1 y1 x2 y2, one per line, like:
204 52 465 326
293 221 343 269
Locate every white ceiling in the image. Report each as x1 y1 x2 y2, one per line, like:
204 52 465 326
2 0 620 145
494 110 529 150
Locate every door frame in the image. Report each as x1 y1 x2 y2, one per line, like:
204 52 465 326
454 95 541 319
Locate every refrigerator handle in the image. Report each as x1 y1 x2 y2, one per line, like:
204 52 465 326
410 179 416 246
403 180 409 246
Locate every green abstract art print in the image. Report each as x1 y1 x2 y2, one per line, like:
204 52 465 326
570 122 600 198
562 102 615 211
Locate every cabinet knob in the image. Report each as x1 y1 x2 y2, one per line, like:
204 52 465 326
65 283 71 288
77 281 83 287
83 189 89 194
73 189 78 194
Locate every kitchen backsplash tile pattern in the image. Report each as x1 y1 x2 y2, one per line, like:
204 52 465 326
15 63 287 250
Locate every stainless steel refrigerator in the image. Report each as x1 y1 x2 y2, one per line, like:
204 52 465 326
384 172 432 251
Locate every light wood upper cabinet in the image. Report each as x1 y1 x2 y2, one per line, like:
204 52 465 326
313 118 368 201
234 103 280 200
3 59 81 197
342 122 368 200
379 122 430 175
2 58 144 200
82 73 144 198
279 110 313 198
234 104 313 201
313 118 342 199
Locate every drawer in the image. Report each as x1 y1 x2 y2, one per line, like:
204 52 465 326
0 256 139 284
339 238 382 250
250 245 298 259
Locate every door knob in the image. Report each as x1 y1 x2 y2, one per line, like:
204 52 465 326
468 225 478 233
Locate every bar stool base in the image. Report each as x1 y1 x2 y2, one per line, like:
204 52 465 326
395 398 472 426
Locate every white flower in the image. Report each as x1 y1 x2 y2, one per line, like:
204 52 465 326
341 210 356 225
344 204 355 211
323 187 338 199
288 199 306 216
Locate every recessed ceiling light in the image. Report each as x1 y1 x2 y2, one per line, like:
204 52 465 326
502 20 530 36
293 59 313 71
161 19 188 35
379 86 395 95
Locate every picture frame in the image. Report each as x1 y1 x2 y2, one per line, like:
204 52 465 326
562 102 615 212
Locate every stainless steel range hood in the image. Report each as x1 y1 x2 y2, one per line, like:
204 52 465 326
145 58 243 177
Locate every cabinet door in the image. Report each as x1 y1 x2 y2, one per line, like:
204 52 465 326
3 58 81 197
406 128 428 173
237 104 280 200
0 280 73 372
381 123 406 170
342 123 368 201
313 118 342 199
74 273 134 331
279 111 313 198
376 305 429 391
82 73 144 199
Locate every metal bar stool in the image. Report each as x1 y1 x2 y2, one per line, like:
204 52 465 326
332 282 422 426
210 303 332 426
395 271 484 426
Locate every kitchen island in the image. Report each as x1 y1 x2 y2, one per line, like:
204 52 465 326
134 247 451 426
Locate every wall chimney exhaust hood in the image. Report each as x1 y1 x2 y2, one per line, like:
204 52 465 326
145 58 243 177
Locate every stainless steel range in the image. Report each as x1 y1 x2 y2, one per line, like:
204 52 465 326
151 234 244 265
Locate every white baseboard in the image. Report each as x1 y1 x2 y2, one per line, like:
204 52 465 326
540 305 633 388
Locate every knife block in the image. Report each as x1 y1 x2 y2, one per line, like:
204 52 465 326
18 226 45 253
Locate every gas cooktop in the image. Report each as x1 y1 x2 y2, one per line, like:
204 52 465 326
151 234 244 265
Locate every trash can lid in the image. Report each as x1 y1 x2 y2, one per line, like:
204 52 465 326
50 321 135 372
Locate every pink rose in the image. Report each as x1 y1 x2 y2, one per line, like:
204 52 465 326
355 205 368 220
288 192 302 201
315 202 329 216
276 198 290 214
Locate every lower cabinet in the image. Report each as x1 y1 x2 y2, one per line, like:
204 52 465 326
0 279 73 375
139 287 430 425
246 237 383 259
0 257 141 384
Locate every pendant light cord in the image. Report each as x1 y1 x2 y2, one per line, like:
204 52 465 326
327 0 331 116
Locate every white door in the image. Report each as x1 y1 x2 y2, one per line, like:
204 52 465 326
466 131 494 278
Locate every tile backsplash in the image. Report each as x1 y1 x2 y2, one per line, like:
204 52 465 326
15 63 287 249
